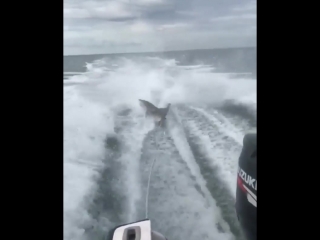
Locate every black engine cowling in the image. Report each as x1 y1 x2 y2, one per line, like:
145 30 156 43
235 131 256 240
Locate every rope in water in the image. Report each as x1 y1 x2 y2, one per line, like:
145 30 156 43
145 130 165 219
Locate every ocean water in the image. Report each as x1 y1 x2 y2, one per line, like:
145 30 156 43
63 48 256 240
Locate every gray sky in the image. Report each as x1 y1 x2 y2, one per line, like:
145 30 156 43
64 0 256 55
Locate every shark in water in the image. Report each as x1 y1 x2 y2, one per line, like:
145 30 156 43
138 99 171 127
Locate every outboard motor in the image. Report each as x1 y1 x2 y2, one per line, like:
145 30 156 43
235 130 257 240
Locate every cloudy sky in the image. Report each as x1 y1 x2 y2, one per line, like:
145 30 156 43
64 0 256 55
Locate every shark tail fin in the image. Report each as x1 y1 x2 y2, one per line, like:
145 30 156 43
162 103 171 117
166 103 171 113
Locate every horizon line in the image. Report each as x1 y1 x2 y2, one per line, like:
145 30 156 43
64 46 256 57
